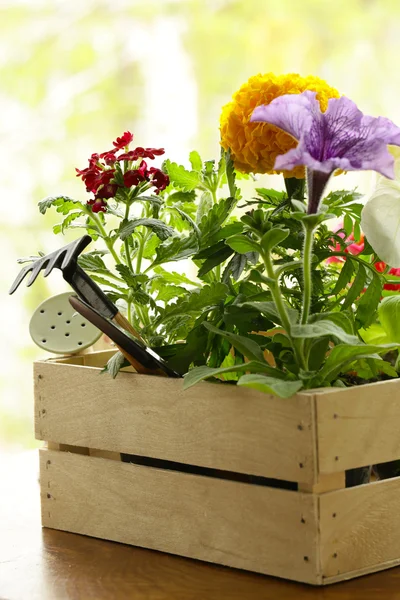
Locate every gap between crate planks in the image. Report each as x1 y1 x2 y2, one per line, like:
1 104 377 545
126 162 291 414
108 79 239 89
34 349 400 586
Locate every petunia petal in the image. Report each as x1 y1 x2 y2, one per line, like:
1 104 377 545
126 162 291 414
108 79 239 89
250 90 319 141
361 187 400 267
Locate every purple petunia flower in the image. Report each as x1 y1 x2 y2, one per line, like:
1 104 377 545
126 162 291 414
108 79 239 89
250 91 400 213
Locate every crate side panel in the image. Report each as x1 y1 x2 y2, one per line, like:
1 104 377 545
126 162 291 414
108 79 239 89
319 477 400 580
34 361 315 482
316 380 400 473
40 449 319 584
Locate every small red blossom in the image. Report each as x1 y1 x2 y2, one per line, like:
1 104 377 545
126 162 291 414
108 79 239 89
149 167 169 194
375 261 400 290
113 131 134 149
87 198 107 213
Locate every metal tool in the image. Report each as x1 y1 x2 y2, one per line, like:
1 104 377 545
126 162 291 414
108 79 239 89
69 295 181 378
9 235 142 341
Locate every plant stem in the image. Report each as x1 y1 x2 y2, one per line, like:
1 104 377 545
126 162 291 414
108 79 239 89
261 250 306 371
301 222 315 325
88 210 121 265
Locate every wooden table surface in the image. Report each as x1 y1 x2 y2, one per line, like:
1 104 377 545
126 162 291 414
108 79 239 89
2 452 400 600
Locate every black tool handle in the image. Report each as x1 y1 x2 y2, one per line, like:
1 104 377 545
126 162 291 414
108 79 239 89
65 264 118 320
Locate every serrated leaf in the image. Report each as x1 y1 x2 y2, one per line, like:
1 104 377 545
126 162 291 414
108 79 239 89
222 253 247 282
38 195 82 215
197 244 233 278
203 322 265 362
152 266 199 286
225 150 240 199
198 196 236 245
189 150 202 172
226 234 260 254
319 342 400 383
196 192 213 224
311 311 353 335
237 375 303 398
78 252 108 273
183 361 282 389
332 257 355 295
342 263 366 309
240 301 299 326
291 320 359 344
142 233 160 259
119 218 175 241
164 159 201 192
153 234 199 266
101 351 130 379
156 285 187 303
356 273 382 328
116 264 148 288
162 282 228 321
53 211 83 234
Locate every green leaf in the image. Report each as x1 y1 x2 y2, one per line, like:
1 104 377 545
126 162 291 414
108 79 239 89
223 304 273 334
240 301 299 326
222 253 247 282
78 252 108 273
189 150 202 172
142 233 160 259
153 235 199 266
38 195 83 215
359 323 390 345
167 206 200 239
341 263 366 309
101 351 130 379
356 273 382 328
225 149 240 199
53 211 83 234
196 192 213 224
319 343 400 383
119 218 175 241
183 361 282 390
164 159 201 192
311 311 354 335
332 258 355 295
162 282 228 321
197 244 233 278
198 196 236 244
237 375 303 398
152 266 199 286
203 322 265 362
378 295 400 342
156 285 187 303
260 228 290 253
291 320 360 344
116 264 147 288
226 235 260 254
343 213 353 237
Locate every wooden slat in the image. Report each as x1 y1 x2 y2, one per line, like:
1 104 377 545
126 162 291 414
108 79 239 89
319 476 400 581
315 380 400 473
40 449 320 584
34 360 315 482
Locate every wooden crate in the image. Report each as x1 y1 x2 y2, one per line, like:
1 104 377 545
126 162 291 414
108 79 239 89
35 350 400 585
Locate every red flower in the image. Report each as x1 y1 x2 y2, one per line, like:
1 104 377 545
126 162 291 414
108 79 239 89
149 167 169 194
87 198 107 213
118 147 165 162
375 261 400 290
99 150 118 165
113 131 134 149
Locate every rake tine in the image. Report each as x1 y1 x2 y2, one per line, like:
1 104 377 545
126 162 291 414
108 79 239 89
9 263 35 294
60 235 92 270
26 259 50 287
43 251 64 277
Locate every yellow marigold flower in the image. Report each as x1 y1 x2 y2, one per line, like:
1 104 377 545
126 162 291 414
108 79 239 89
220 73 340 178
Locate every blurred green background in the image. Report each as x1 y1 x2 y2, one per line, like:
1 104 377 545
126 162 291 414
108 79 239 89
2 0 400 452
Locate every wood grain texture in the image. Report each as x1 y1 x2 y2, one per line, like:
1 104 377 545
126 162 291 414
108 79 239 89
319 476 400 581
315 380 400 473
34 357 316 482
40 449 320 584
5 452 400 599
